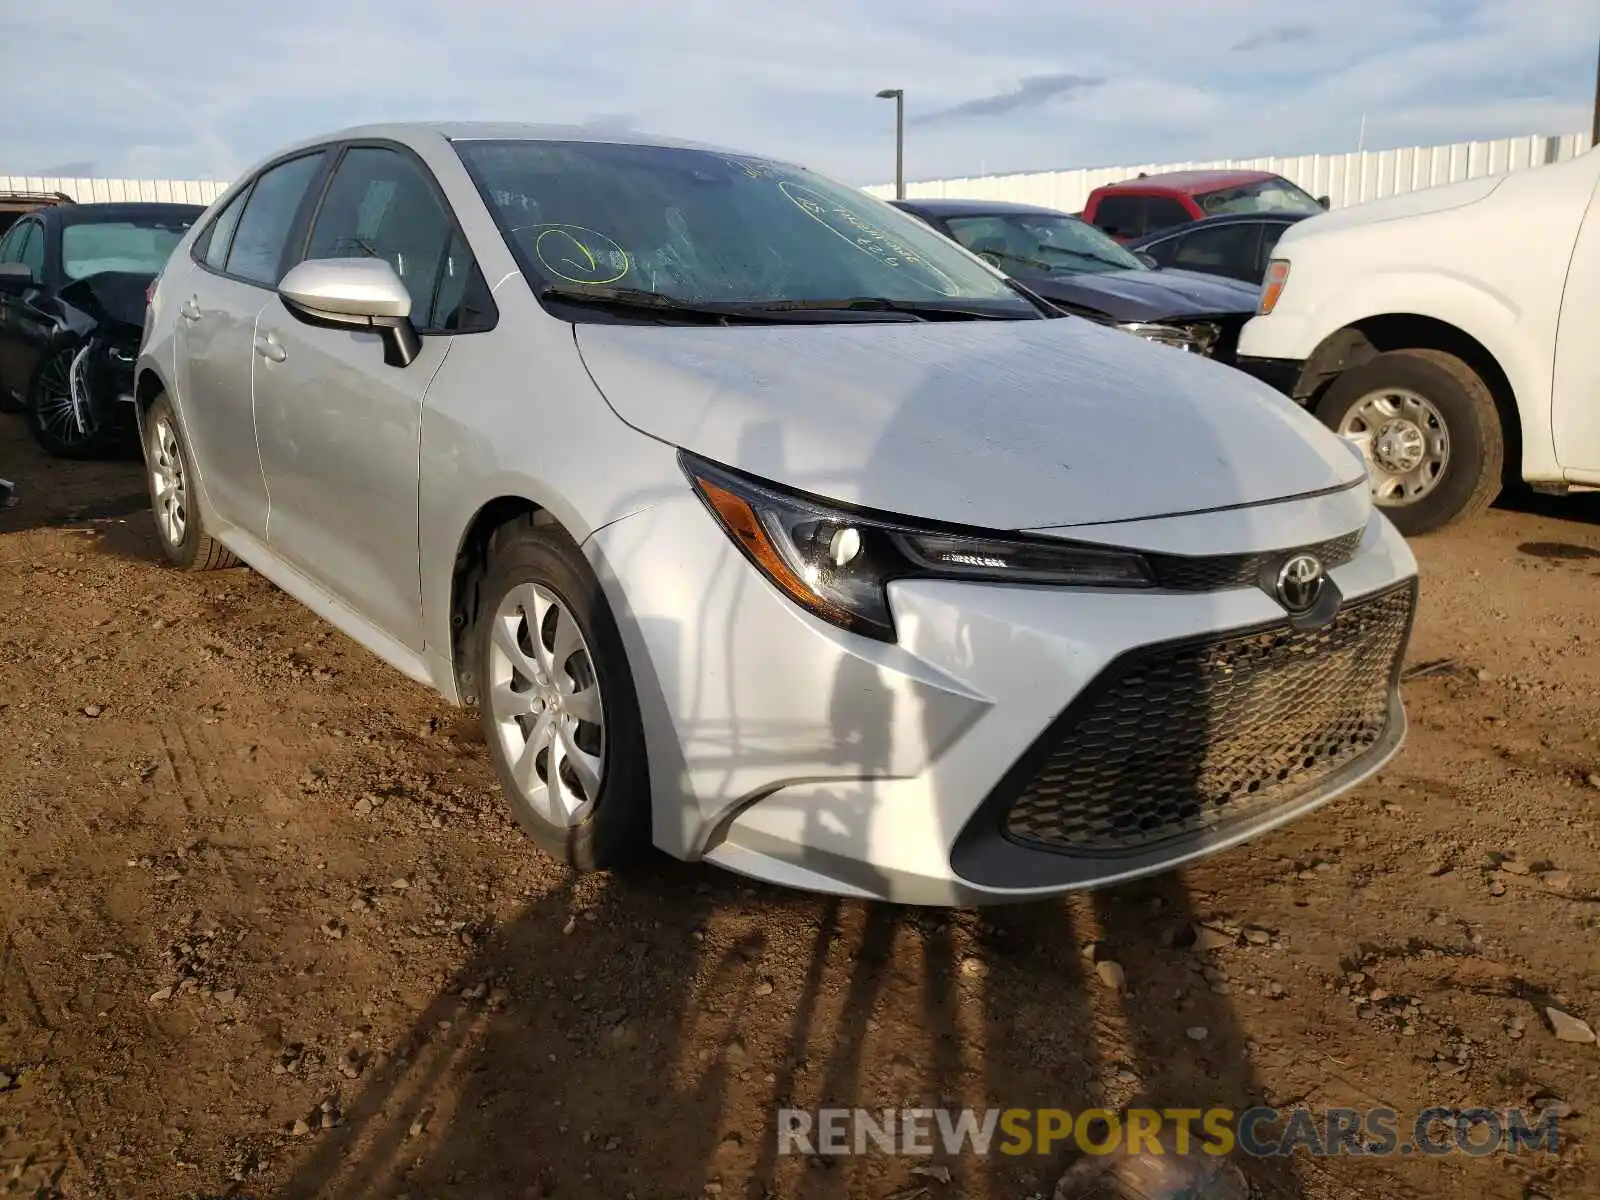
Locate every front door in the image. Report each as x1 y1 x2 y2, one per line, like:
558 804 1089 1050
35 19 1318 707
1552 167 1600 473
253 144 465 651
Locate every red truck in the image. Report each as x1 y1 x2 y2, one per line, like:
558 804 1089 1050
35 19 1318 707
1080 170 1328 243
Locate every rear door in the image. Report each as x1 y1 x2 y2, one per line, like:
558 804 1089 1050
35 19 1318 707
1166 221 1265 283
174 151 328 539
1552 169 1600 472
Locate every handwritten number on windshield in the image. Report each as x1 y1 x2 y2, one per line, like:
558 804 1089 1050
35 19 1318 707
778 182 964 296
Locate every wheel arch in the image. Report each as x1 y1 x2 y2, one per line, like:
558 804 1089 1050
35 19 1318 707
447 496 568 704
1295 314 1523 486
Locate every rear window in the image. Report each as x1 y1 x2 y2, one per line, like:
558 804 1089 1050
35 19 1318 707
1196 178 1324 216
62 216 196 280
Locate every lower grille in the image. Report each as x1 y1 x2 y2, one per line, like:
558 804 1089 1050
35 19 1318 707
1004 582 1415 855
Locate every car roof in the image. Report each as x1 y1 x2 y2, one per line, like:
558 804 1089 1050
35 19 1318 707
889 198 1074 218
260 121 753 165
1138 210 1310 234
1104 169 1279 194
51 202 206 226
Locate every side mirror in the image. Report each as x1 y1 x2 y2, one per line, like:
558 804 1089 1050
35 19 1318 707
0 262 34 292
278 258 420 368
1135 251 1159 270
1317 195 1331 210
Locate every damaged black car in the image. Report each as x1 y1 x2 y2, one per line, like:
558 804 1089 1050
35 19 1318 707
0 201 203 456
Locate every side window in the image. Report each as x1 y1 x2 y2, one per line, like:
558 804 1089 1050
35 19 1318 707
199 187 251 272
17 223 45 278
1171 223 1262 277
1140 234 1181 268
1092 195 1145 238
225 152 326 285
0 221 26 264
305 146 460 329
427 228 497 332
1258 221 1291 274
1142 197 1192 236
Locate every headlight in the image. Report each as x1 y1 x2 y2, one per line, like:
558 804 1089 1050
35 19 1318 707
683 452 1154 641
1115 321 1219 356
1259 259 1290 315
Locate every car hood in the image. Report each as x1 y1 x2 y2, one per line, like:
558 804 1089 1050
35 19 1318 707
1277 175 1505 246
574 316 1365 530
57 271 151 335
1017 267 1259 323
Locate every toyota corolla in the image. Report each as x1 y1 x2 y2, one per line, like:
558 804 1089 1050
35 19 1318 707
135 123 1418 905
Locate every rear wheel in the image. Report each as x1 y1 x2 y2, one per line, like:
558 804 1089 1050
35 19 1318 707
25 345 122 458
1315 348 1503 536
144 393 238 571
472 518 649 870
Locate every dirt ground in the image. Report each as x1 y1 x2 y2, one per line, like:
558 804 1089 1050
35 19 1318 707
2 413 1600 1200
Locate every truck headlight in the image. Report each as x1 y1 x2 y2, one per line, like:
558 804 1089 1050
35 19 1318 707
1259 260 1291 315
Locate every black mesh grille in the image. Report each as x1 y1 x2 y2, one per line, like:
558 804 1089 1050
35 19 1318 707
1004 582 1415 855
1146 528 1365 592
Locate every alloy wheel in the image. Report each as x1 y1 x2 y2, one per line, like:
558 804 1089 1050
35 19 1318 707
34 348 100 448
487 582 607 827
150 415 187 545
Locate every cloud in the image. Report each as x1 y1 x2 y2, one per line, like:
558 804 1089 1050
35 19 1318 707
0 0 1589 187
909 73 1107 127
1232 22 1314 52
29 161 98 178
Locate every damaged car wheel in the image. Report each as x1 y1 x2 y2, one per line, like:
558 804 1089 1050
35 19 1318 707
25 344 122 459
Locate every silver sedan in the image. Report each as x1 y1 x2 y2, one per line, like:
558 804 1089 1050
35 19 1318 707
135 123 1418 905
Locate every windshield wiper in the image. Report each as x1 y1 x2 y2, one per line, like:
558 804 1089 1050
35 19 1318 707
538 284 774 323
743 296 1033 321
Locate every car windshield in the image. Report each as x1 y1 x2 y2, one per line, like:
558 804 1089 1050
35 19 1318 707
944 212 1145 276
454 140 1038 320
1195 178 1324 216
61 216 194 280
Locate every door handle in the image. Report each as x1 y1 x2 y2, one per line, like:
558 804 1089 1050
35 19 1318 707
252 332 286 363
179 297 202 322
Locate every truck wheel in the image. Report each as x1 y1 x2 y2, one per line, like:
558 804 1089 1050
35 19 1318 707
1315 348 1503 536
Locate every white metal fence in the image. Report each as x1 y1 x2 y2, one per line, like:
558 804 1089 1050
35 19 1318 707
7 131 1595 215
0 175 229 206
863 132 1594 213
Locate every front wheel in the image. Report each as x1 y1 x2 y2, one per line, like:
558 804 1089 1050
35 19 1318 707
25 345 123 458
1315 348 1503 536
472 518 649 870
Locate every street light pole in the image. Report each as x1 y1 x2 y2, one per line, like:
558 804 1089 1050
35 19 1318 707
1592 33 1599 149
876 88 904 199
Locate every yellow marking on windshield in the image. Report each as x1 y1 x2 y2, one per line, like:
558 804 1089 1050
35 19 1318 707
526 224 631 285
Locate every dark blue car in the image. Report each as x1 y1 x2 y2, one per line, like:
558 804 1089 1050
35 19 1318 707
1129 210 1315 285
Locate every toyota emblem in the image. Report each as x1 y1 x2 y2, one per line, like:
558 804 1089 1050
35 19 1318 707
1275 553 1325 613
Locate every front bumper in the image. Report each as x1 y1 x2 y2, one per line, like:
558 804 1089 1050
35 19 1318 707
586 493 1417 906
1235 354 1304 397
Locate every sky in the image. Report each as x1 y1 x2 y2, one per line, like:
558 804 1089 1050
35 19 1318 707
1 0 1594 188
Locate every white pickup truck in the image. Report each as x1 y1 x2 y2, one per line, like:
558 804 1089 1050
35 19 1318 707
1236 145 1599 534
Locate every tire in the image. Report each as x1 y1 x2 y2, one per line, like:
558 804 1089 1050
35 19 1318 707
1315 348 1503 536
25 345 123 459
143 393 239 571
471 517 649 870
